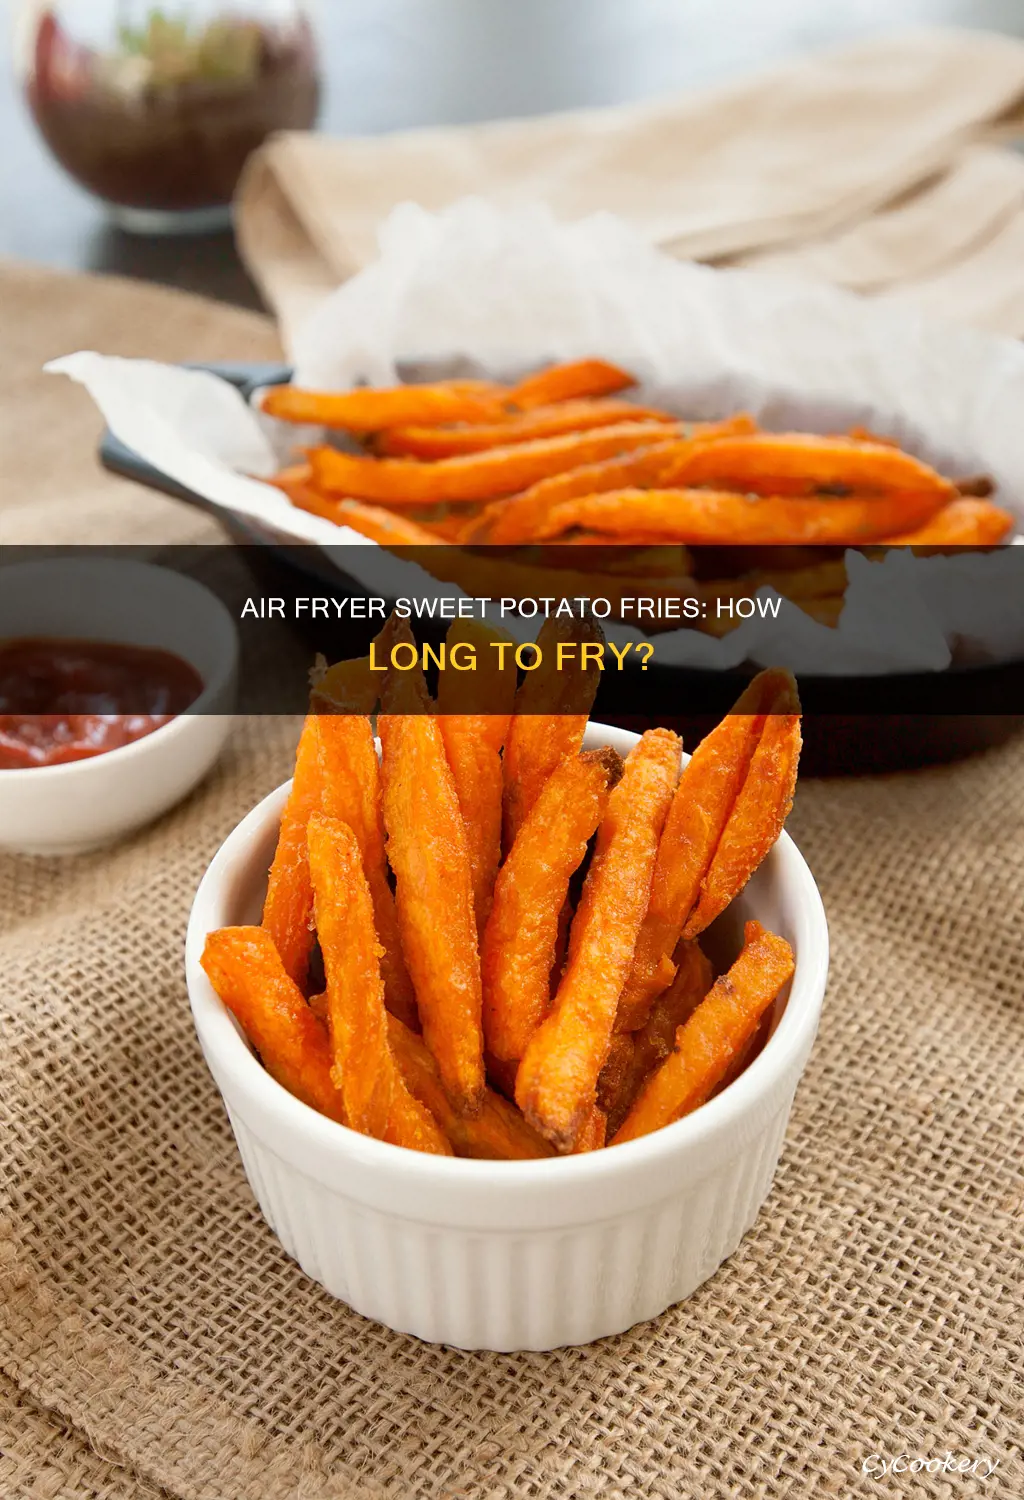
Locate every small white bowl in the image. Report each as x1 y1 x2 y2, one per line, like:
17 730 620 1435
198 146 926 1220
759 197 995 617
0 558 237 856
185 723 828 1350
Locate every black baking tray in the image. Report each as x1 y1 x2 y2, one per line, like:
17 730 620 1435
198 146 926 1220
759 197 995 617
98 361 1024 775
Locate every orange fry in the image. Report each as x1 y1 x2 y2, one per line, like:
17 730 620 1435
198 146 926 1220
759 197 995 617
666 432 956 500
604 941 713 1136
472 421 755 545
380 676 485 1113
286 486 442 546
308 817 449 1153
533 486 947 545
616 668 796 1032
483 747 623 1064
260 381 508 430
388 1016 553 1160
437 619 518 936
573 1106 608 1153
502 614 605 848
200 926 346 1124
881 497 1014 548
613 922 794 1144
316 714 418 1028
261 714 322 990
516 728 680 1151
311 656 379 715
683 687 801 939
377 399 674 458
307 423 674 506
308 815 393 1137
510 358 636 409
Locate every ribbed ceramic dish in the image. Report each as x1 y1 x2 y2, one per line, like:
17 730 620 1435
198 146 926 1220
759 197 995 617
184 723 828 1350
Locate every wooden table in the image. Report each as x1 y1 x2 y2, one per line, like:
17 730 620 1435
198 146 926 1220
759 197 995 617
2 0 1021 311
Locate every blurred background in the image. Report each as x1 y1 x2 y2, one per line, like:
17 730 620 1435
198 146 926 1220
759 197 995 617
2 0 1022 310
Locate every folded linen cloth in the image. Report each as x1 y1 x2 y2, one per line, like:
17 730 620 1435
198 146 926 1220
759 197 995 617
235 27 1024 349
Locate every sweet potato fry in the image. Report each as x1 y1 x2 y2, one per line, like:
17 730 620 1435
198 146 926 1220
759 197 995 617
502 614 605 847
616 668 796 1032
388 1016 553 1160
261 714 322 989
260 381 508 430
603 941 713 1136
307 423 674 505
510 359 636 408
683 689 801 939
437 620 518 936
880 497 1014 548
200 926 346 1124
515 728 680 1151
310 656 379 715
665 432 956 501
473 422 755 545
483 747 623 1063
612 922 794 1145
286 486 442 546
316 714 418 1027
703 560 848 607
379 686 485 1113
376 399 675 458
533 486 948 545
572 1107 608 1153
307 817 449 1153
307 815 395 1137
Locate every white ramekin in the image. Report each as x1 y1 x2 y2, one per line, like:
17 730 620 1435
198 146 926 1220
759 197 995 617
185 723 828 1350
0 558 237 855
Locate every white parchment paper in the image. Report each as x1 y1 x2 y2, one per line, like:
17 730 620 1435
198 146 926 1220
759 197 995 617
47 200 1024 674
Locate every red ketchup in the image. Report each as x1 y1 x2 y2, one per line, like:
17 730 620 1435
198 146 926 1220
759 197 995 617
0 638 203 770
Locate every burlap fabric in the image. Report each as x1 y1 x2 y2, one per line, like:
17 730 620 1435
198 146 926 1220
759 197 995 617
2 265 1022 1498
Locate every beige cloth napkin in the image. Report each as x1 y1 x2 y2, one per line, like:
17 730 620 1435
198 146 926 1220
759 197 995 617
236 27 1024 350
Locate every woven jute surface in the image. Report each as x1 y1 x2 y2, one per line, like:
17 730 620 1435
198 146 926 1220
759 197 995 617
2 264 1022 1499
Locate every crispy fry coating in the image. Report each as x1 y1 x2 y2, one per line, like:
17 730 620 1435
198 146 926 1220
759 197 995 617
473 425 754 544
388 1016 553 1159
261 381 507 430
307 817 449 1153
515 728 680 1151
307 815 396 1137
880 497 1014 548
603 942 713 1135
483 747 623 1063
437 620 518 936
533 486 947 545
261 714 322 990
379 688 485 1113
377 399 674 458
502 614 605 847
307 423 674 505
200 926 346 1124
617 669 795 1032
511 358 636 408
316 714 418 1027
310 656 379 715
612 922 794 1144
665 431 956 500
572 1107 608 1153
683 685 801 938
286 487 443 545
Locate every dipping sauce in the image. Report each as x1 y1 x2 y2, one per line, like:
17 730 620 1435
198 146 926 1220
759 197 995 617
0 638 203 770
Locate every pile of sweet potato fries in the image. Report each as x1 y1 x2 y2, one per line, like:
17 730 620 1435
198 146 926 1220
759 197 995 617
201 615 802 1158
262 359 1013 633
